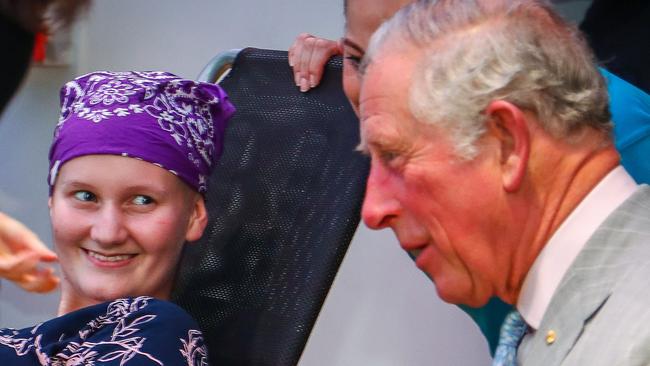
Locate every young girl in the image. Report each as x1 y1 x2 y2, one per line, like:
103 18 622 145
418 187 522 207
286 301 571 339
0 70 234 365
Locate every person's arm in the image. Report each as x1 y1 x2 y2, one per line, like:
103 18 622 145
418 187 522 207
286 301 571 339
0 212 59 293
288 33 342 92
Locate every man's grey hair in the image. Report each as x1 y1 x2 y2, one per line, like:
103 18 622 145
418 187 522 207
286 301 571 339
362 0 612 159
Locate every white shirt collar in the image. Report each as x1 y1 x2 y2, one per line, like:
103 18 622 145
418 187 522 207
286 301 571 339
517 166 638 329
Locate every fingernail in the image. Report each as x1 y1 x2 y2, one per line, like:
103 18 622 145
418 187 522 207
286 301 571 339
289 58 294 67
295 74 300 87
300 78 309 92
309 75 316 87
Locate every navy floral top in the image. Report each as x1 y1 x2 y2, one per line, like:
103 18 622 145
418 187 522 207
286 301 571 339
0 296 208 365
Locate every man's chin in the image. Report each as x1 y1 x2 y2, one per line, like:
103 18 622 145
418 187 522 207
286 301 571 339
434 282 490 308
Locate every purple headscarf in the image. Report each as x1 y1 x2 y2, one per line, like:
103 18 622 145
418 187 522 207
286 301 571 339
49 71 235 194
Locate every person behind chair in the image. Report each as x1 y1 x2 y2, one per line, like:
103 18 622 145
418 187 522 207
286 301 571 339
358 0 650 364
0 71 234 365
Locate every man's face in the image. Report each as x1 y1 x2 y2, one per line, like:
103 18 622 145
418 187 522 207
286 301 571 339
50 154 206 310
359 46 506 307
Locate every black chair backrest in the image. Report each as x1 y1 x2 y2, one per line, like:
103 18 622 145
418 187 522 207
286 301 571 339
172 48 369 365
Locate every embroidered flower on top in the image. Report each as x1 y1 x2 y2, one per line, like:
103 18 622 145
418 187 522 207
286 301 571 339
49 70 235 195
89 79 137 106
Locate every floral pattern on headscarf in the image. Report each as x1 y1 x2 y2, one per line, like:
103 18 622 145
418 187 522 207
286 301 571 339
50 71 235 194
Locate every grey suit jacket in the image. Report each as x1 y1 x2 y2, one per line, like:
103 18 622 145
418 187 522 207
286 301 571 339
518 185 650 366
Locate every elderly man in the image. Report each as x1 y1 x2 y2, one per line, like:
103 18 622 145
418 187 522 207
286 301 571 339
358 0 650 365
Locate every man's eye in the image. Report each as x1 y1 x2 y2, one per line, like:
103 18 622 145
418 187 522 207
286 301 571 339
132 195 154 205
74 191 96 202
380 150 400 163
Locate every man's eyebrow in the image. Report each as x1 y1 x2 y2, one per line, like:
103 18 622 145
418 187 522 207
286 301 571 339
342 38 365 55
356 127 393 156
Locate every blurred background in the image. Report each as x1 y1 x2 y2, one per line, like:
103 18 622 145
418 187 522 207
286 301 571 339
0 1 592 365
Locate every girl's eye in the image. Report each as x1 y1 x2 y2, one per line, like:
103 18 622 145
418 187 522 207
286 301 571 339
344 55 362 69
132 195 154 205
74 191 96 202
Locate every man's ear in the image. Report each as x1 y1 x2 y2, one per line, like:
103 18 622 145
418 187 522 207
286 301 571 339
484 100 530 192
185 196 208 242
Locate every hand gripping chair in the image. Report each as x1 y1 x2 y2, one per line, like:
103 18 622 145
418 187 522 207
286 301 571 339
171 48 369 365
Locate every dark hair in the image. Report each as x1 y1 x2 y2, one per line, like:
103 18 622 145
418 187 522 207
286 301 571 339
0 0 90 114
0 0 90 33
0 10 33 112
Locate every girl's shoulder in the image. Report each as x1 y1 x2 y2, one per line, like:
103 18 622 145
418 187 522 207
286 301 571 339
0 296 208 365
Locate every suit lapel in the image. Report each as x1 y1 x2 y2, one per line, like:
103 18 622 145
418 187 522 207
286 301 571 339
519 185 650 365
519 255 613 366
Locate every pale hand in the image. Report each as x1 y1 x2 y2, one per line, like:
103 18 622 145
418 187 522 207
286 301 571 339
0 212 59 293
288 33 342 92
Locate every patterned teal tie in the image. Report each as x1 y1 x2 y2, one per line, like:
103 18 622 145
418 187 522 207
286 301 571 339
492 310 528 366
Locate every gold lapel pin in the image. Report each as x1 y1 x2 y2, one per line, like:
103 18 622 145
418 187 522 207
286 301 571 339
546 330 557 345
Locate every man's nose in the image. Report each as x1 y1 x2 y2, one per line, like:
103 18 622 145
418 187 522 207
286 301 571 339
361 161 401 230
90 204 128 246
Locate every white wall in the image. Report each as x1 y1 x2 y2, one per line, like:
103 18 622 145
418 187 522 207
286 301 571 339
0 1 591 365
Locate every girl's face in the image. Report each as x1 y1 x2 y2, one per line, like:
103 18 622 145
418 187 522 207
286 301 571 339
341 0 412 115
50 154 207 314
